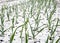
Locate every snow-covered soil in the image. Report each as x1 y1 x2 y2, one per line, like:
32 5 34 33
0 0 60 43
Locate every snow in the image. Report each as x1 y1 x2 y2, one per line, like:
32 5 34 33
0 0 60 43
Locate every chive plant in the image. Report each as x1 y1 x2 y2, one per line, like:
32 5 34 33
20 26 24 43
11 17 14 33
0 14 4 36
0 6 5 36
24 18 29 43
6 6 12 20
15 5 18 24
20 6 28 43
25 31 29 43
7 11 10 21
22 5 29 43
55 20 60 43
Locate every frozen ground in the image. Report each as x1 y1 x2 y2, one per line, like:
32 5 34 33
0 0 60 43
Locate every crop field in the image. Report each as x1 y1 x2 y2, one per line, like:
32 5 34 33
0 0 60 43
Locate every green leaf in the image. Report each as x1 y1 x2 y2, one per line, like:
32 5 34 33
10 28 16 43
11 17 14 33
35 27 45 36
45 36 49 43
30 6 33 17
56 38 60 43
29 22 35 39
51 18 59 36
10 24 23 43
7 12 9 21
25 31 29 43
20 26 24 38
10 20 27 43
